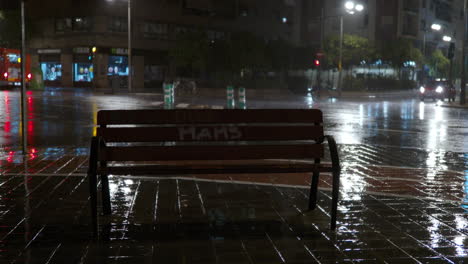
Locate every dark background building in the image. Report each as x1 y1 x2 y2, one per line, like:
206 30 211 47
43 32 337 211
24 0 315 90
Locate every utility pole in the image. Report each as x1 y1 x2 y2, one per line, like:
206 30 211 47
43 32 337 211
320 7 325 51
20 0 28 154
317 7 325 93
338 15 344 97
128 0 132 92
461 0 467 105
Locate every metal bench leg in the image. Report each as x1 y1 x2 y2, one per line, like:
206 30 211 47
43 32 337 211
308 159 321 210
330 170 340 230
325 135 341 230
101 171 112 215
88 137 99 236
89 171 98 236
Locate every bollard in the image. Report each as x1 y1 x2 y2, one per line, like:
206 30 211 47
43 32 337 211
164 83 174 109
237 87 246 109
226 85 235 109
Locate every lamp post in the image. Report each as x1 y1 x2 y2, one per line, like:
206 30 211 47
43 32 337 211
20 0 27 154
128 0 132 92
461 0 467 105
421 23 444 85
337 1 365 97
106 0 132 92
423 23 441 57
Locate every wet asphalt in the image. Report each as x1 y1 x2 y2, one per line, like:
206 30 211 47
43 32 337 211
0 88 466 153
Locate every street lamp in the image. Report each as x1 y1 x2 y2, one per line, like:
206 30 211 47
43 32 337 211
443 36 452 42
20 0 27 153
106 0 133 92
431 23 442 31
460 0 466 105
344 1 355 11
355 4 364 12
421 23 447 86
338 1 365 96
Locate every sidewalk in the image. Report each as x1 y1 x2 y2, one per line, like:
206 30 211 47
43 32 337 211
441 97 468 109
327 89 417 99
0 145 466 263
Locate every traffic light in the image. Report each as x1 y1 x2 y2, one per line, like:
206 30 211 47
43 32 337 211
314 59 320 67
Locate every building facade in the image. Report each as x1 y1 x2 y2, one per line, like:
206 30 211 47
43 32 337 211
317 0 464 57
26 0 312 90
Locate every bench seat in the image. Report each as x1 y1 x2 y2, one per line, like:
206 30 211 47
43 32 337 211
88 109 341 236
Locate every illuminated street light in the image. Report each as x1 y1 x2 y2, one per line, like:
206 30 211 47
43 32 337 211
443 36 452 42
431 23 442 31
338 1 365 97
344 1 355 11
355 4 364 12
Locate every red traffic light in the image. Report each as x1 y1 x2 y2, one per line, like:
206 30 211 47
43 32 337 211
314 59 320 66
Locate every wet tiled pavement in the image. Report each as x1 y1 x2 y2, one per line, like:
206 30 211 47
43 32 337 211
0 145 466 263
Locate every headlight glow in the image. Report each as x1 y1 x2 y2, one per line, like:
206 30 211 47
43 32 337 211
420 86 425 93
436 86 444 93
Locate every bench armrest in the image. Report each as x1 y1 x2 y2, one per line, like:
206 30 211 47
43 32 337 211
324 135 340 174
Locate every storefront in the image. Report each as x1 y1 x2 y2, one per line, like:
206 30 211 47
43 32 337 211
38 49 62 86
73 47 94 87
108 48 128 76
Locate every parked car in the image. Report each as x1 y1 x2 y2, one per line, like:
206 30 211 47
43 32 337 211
419 80 456 102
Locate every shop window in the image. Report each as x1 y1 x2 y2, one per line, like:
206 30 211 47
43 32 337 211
74 63 94 82
41 62 62 81
143 22 168 39
109 17 128 32
108 56 128 76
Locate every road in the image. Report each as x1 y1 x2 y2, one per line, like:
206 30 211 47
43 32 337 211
0 88 466 153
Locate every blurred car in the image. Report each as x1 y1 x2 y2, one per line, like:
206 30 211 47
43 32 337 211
419 80 456 102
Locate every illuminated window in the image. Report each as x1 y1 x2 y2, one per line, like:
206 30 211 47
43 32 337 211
108 56 128 76
41 62 62 81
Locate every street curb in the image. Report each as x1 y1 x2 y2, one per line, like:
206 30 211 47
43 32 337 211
440 103 468 109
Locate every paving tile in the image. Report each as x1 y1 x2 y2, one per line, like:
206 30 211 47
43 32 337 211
0 147 466 263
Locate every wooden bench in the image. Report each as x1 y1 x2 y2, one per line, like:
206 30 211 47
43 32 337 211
87 109 341 234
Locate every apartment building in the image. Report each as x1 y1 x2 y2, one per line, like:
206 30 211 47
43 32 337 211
317 0 463 56
23 0 312 89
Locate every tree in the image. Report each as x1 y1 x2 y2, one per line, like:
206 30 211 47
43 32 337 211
323 34 375 69
381 39 424 79
0 7 36 49
168 30 209 78
227 32 268 78
0 10 22 48
381 39 424 68
427 49 450 78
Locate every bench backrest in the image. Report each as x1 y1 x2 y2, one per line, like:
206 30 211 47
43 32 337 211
96 109 324 161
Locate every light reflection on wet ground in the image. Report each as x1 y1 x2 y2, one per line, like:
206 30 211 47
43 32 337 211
0 88 466 263
0 89 466 152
